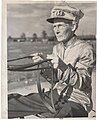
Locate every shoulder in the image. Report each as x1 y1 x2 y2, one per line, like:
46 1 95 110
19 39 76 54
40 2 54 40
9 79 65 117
73 37 94 50
73 37 95 61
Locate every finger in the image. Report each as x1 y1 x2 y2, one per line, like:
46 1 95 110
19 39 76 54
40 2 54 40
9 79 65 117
33 53 39 56
33 56 43 63
53 63 58 69
33 58 43 63
51 60 54 63
31 53 42 57
34 56 43 60
33 59 41 63
33 56 40 60
38 52 43 56
30 53 38 58
47 54 53 59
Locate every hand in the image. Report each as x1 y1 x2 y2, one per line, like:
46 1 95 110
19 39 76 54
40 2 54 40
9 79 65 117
53 81 67 94
47 54 59 69
30 52 43 63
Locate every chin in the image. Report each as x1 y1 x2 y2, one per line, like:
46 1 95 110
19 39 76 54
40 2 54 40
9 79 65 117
57 39 63 42
57 36 68 42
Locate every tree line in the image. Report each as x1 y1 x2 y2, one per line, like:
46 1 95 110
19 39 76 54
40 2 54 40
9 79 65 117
7 31 96 42
7 30 55 42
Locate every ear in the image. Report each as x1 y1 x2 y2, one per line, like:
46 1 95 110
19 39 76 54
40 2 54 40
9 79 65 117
71 24 76 32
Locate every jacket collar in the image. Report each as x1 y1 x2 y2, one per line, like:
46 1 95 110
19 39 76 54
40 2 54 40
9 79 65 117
62 34 77 49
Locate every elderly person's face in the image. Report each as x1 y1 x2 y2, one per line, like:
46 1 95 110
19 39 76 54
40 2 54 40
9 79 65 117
53 19 74 42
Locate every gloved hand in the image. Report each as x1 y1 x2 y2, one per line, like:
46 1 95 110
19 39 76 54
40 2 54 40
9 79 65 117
47 54 59 69
30 52 43 63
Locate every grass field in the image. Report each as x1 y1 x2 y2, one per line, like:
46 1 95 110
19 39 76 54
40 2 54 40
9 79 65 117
8 41 56 90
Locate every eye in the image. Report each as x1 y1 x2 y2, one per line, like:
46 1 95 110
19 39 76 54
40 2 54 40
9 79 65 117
59 23 69 28
53 25 56 28
58 24 63 27
63 24 69 27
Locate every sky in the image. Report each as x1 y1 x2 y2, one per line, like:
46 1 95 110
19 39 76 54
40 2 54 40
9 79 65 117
7 2 97 37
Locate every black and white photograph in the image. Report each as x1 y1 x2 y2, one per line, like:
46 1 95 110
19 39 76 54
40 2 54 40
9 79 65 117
1 0 96 119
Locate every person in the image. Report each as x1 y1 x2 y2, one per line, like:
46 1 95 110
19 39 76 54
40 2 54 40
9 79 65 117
8 4 95 118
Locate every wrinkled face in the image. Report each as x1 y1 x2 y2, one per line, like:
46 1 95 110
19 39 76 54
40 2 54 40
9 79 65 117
53 19 73 42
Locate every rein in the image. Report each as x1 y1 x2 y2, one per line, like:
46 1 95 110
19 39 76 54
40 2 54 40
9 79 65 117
8 59 52 71
8 56 56 114
7 56 32 62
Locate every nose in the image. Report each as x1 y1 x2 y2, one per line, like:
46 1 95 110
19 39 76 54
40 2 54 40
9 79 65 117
55 25 59 30
54 26 60 34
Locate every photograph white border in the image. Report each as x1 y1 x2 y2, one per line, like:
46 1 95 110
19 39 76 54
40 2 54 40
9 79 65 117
1 0 97 119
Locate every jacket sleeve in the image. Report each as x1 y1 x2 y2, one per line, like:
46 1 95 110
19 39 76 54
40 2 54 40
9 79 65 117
58 45 95 91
